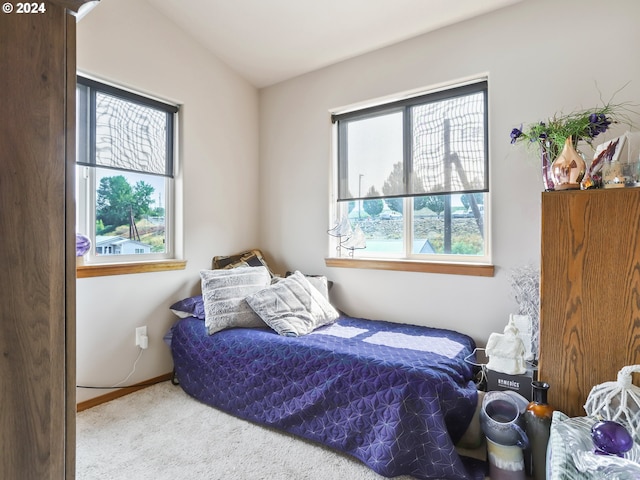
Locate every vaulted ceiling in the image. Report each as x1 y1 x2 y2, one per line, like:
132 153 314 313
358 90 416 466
145 0 524 88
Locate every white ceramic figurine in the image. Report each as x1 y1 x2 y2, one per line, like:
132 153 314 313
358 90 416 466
485 317 527 375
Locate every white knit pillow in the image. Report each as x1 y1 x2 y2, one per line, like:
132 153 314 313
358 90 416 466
200 266 271 335
245 271 339 337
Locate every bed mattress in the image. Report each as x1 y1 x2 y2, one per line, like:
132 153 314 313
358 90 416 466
171 314 484 479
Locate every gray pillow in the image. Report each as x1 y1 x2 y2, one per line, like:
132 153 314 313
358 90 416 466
200 266 271 335
272 274 330 301
246 270 339 337
301 275 329 300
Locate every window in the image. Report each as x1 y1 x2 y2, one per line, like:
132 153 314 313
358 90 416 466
330 79 489 265
76 76 178 264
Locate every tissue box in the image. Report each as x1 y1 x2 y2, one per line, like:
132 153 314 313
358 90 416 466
486 368 537 401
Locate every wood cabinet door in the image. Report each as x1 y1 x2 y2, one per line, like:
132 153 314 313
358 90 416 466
540 189 640 417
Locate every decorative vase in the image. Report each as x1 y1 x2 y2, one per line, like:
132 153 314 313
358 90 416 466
550 137 586 190
481 391 529 480
540 145 555 191
486 438 526 480
524 381 554 480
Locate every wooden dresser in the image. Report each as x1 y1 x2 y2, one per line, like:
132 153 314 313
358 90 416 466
539 188 640 418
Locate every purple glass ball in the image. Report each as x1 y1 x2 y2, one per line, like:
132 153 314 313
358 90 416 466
591 420 634 457
76 233 91 257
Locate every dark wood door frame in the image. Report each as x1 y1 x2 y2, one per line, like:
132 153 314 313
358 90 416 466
0 2 96 478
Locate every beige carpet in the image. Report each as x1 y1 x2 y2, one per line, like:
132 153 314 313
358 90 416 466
76 381 417 480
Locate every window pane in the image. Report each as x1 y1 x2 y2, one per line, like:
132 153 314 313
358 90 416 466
94 168 167 256
412 194 485 256
95 92 168 175
332 79 489 263
341 111 403 200
348 198 404 256
411 92 486 195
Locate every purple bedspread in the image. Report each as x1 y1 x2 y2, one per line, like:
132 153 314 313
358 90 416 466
171 315 483 479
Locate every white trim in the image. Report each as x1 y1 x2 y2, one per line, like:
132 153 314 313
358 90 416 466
327 74 492 266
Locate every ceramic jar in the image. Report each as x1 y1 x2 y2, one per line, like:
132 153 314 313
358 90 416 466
480 391 529 447
480 391 530 480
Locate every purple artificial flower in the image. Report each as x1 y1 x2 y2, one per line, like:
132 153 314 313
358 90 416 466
587 113 612 137
536 123 547 141
510 126 523 144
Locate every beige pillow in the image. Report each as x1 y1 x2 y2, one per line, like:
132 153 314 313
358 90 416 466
246 271 339 337
200 266 271 335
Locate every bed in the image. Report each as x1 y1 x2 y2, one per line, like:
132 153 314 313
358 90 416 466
170 310 485 479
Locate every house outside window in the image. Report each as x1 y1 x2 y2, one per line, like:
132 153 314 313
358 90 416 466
330 78 490 265
76 76 178 264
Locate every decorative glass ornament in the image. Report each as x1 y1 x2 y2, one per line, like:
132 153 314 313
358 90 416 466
591 420 634 457
584 365 640 443
76 233 91 257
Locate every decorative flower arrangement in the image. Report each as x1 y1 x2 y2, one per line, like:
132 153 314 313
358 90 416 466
510 102 625 161
509 91 636 190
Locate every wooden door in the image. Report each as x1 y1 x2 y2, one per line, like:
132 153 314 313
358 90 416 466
0 2 92 478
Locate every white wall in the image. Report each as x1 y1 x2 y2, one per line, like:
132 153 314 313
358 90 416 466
76 0 640 403
75 0 260 402
258 0 640 342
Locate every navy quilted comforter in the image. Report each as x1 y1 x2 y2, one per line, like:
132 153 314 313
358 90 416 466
171 315 483 479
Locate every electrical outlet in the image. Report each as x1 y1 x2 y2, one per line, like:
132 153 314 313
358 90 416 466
135 326 148 349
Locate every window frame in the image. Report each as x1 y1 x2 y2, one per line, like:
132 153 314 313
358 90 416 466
76 75 179 267
328 78 492 270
